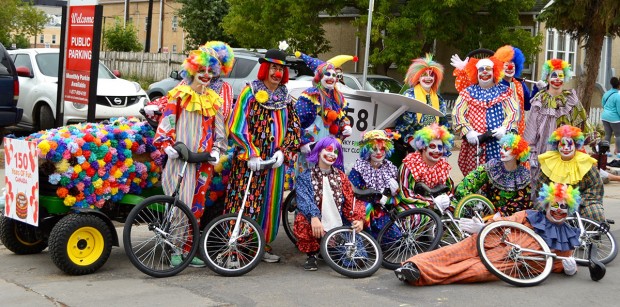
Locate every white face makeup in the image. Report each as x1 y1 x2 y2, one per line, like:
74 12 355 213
369 145 386 164
419 69 435 92
320 145 338 166
558 137 576 160
500 144 516 162
546 201 569 224
477 65 494 88
548 69 565 89
195 68 212 85
321 69 337 90
503 61 515 78
423 139 444 163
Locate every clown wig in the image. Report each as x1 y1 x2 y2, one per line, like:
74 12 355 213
306 136 344 170
537 182 581 215
463 56 504 85
203 41 235 76
499 133 530 163
404 53 444 92
314 62 337 84
257 62 289 85
494 45 526 78
541 59 571 82
358 130 395 160
180 48 220 84
411 123 454 153
548 125 585 150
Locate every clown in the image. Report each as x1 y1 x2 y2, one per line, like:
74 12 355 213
326 54 358 85
494 45 531 135
398 123 454 212
524 59 590 181
226 48 301 263
395 54 450 147
293 137 366 271
348 130 400 237
153 46 227 267
535 125 605 222
395 182 581 285
454 133 532 217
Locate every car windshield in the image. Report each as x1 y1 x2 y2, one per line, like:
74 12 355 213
365 77 403 93
36 53 116 79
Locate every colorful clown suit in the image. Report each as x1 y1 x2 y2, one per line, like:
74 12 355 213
494 45 531 135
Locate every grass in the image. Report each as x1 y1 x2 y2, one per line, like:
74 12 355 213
123 74 156 92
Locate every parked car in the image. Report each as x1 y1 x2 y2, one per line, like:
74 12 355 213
0 42 23 141
8 48 148 131
147 49 314 101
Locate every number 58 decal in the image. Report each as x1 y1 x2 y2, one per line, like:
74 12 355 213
344 107 369 132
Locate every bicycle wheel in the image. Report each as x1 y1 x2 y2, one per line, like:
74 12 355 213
377 208 443 270
565 217 617 265
439 218 467 247
123 195 199 278
281 190 297 245
200 213 265 277
477 221 553 287
454 194 495 219
320 227 382 278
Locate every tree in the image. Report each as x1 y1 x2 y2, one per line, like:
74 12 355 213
103 17 142 52
538 0 620 113
0 0 48 47
177 0 232 51
17 3 49 47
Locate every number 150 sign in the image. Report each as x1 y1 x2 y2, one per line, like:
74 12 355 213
3 138 39 226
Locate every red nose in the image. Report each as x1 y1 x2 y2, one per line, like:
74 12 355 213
274 71 283 78
507 64 514 70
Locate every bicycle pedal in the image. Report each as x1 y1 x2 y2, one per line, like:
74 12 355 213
599 222 611 234
605 219 615 225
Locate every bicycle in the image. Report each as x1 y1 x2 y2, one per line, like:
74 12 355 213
198 158 276 277
123 142 215 278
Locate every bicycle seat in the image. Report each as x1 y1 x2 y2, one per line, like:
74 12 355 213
477 130 495 144
172 142 216 163
414 182 449 197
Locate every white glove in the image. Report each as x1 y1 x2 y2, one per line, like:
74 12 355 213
301 143 314 154
466 130 481 145
433 194 451 213
272 150 284 169
536 80 547 90
247 157 262 171
459 217 485 234
164 146 179 160
143 104 160 116
450 54 469 70
388 178 399 195
492 211 502 220
492 126 507 140
208 149 220 166
562 257 577 276
380 195 388 205
342 125 353 137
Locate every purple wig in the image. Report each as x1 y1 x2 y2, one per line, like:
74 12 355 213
306 137 344 170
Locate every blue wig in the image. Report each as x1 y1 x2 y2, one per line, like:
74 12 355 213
513 47 525 78
306 137 344 170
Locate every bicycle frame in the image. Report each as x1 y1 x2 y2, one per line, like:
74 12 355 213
229 170 255 244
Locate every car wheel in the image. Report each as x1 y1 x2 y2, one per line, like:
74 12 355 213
39 104 55 131
148 92 163 101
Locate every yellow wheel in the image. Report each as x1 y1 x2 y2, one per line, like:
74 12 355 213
454 194 495 219
67 226 105 266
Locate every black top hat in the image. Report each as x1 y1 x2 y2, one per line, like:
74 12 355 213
259 49 289 66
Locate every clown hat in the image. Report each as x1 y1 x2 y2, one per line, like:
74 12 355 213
295 51 324 72
203 41 235 76
327 54 359 68
361 130 391 143
259 49 289 66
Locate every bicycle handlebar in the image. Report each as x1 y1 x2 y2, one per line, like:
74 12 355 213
139 108 162 129
172 142 216 163
414 182 450 198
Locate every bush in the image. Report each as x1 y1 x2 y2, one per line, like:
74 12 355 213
103 17 142 52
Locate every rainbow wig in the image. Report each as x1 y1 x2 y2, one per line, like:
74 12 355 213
180 48 220 84
404 53 444 92
541 59 571 82
537 182 581 215
411 123 454 154
306 136 344 170
499 133 530 163
203 41 235 76
494 45 526 78
358 130 395 160
464 56 503 85
548 125 585 150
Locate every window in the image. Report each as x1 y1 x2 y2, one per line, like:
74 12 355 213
545 28 577 68
13 54 33 74
52 34 56 44
172 16 178 32
343 76 360 90
228 58 256 78
39 34 45 44
172 44 177 53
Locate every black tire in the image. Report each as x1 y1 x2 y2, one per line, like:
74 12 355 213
0 215 48 254
377 208 443 270
320 227 382 278
123 195 199 278
200 213 265 277
38 104 55 131
565 217 618 265
48 214 113 275
281 190 297 245
477 221 553 287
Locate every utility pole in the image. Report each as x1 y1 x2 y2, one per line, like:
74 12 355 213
144 0 153 52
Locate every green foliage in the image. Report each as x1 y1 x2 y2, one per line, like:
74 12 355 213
177 0 232 51
0 0 48 46
103 17 142 52
124 74 156 92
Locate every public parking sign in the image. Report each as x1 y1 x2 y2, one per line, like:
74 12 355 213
63 4 96 105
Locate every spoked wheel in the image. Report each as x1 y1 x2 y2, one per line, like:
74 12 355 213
123 195 199 278
376 208 442 270
0 215 48 254
200 213 265 277
454 194 495 219
565 217 617 265
320 227 382 278
281 190 297 245
477 221 553 287
439 218 467 247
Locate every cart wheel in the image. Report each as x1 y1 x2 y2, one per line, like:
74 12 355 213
0 215 48 254
48 214 113 275
281 190 298 245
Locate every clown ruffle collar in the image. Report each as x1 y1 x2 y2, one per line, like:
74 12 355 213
168 84 222 117
251 79 290 110
402 151 451 188
531 89 578 114
461 83 512 107
301 87 347 120
538 151 596 185
352 158 398 192
526 210 580 251
484 159 530 191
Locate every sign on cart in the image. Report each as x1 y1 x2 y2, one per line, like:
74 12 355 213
3 138 39 226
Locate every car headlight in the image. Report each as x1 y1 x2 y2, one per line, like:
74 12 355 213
132 82 142 93
73 102 86 110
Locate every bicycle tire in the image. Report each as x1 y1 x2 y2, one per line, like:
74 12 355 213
565 217 618 265
281 190 298 245
454 194 495 219
377 208 443 270
200 213 265 277
123 195 199 278
439 218 467 247
477 221 553 287
320 227 382 278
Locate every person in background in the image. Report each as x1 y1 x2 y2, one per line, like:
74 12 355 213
602 76 620 161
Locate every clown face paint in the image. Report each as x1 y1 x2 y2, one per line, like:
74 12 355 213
320 145 339 166
559 137 576 160
266 63 284 88
503 61 515 78
500 144 516 162
335 68 344 83
369 144 386 164
420 69 435 92
321 69 337 90
546 201 569 224
548 69 565 89
423 139 444 164
477 65 494 88
195 67 212 86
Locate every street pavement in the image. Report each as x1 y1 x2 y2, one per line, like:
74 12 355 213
1 149 620 307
